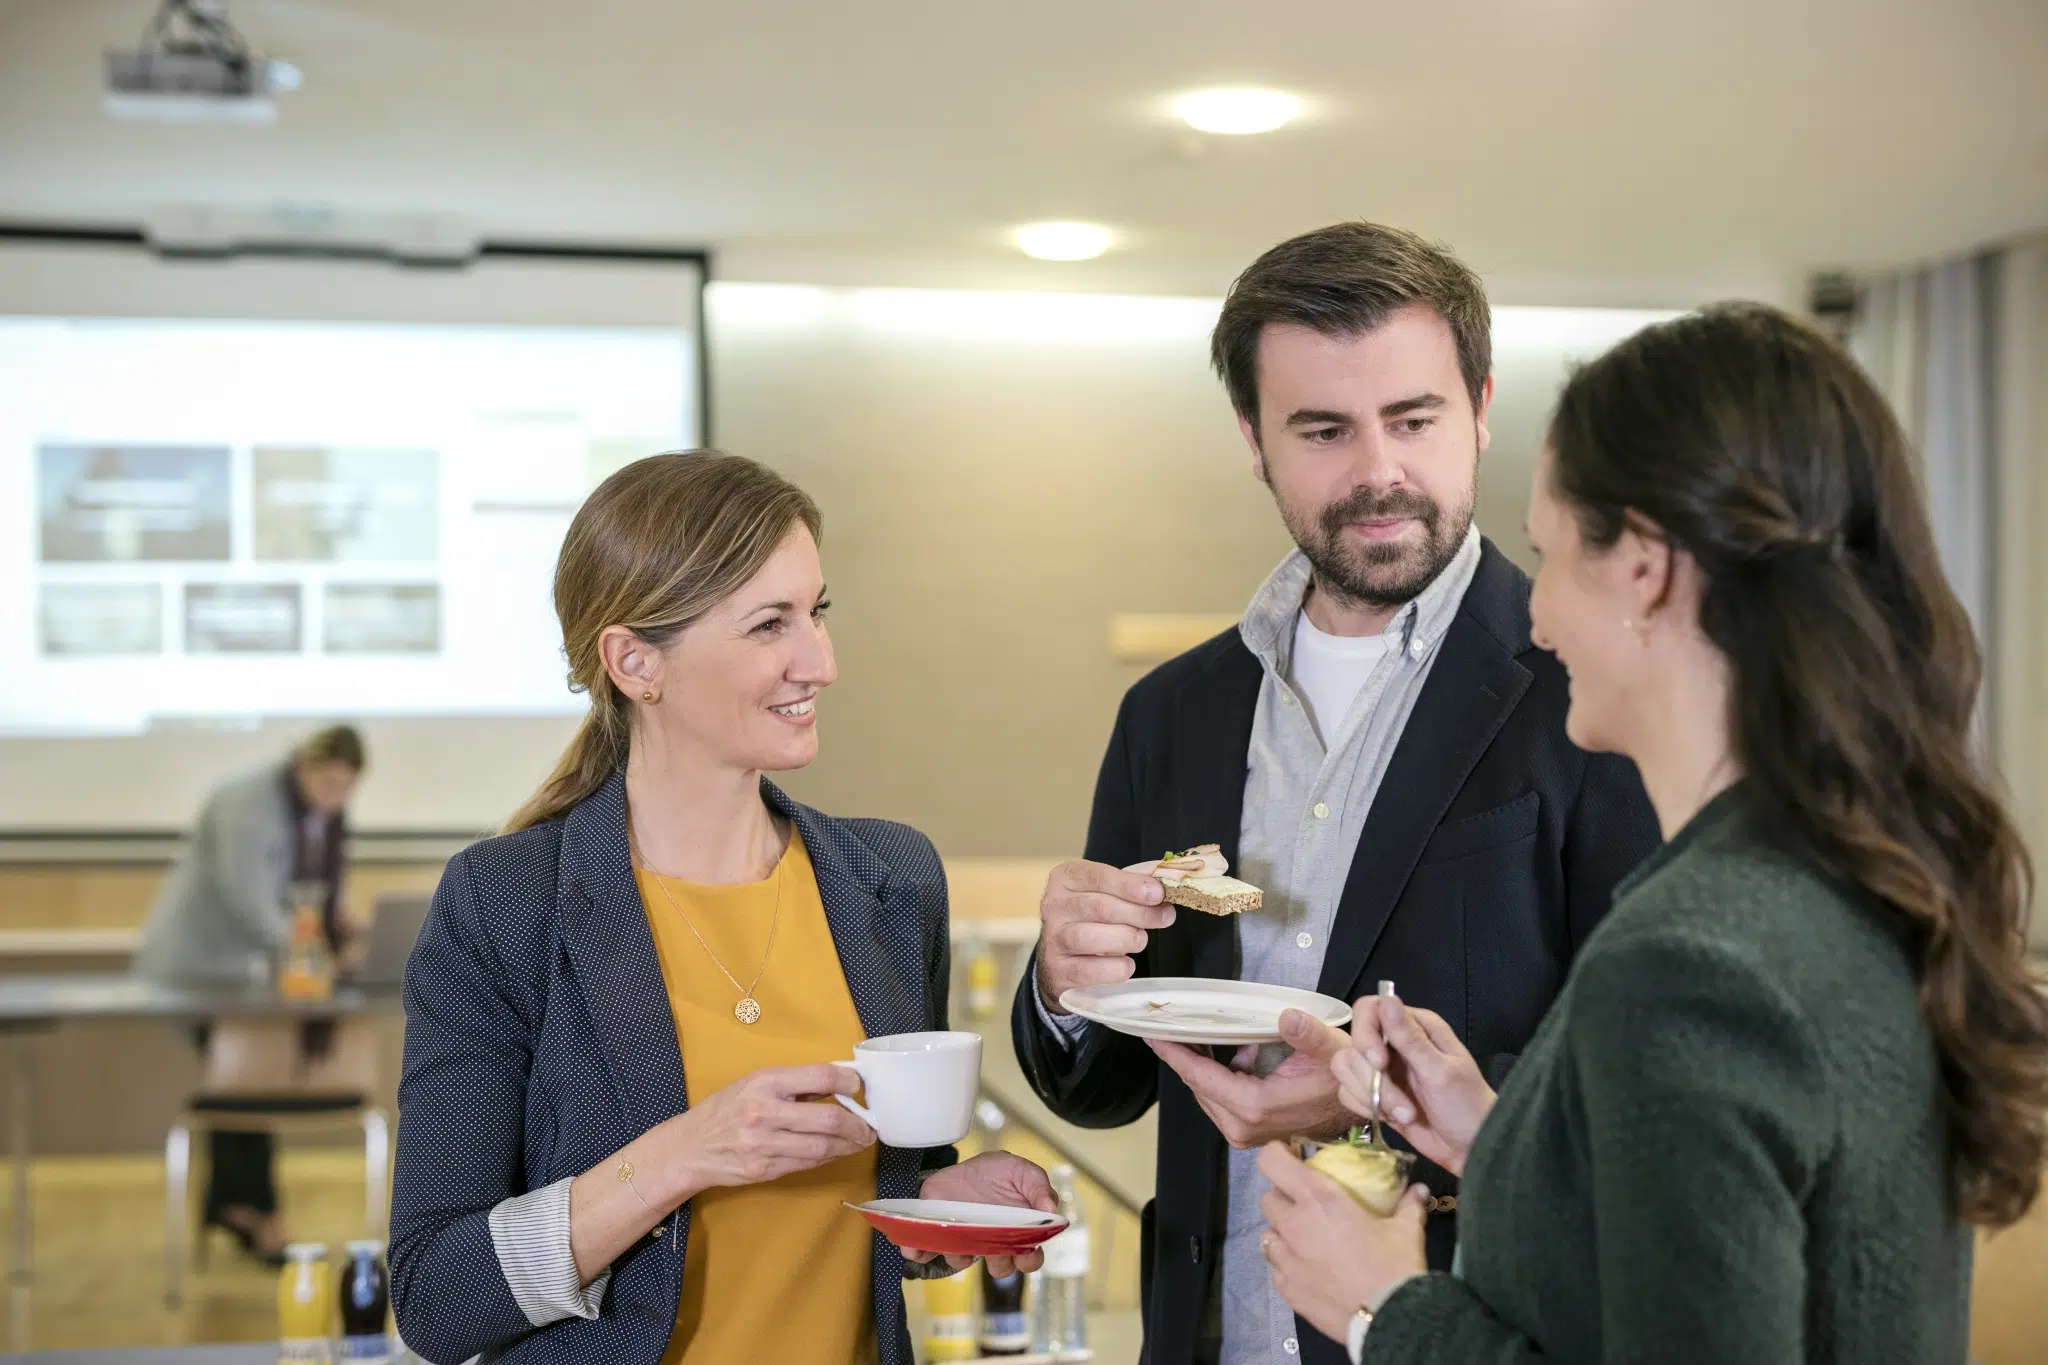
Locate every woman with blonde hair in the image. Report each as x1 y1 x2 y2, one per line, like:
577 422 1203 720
390 452 1052 1365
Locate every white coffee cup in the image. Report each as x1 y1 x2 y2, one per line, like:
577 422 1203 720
832 1030 982 1148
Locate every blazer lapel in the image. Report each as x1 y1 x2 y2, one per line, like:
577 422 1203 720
1315 567 1534 1003
1171 643 1262 982
770 782 925 1043
557 771 691 1134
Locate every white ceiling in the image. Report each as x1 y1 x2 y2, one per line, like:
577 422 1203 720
1 0 2044 303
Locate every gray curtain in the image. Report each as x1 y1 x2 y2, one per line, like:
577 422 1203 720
1849 237 2048 950
1850 257 1994 642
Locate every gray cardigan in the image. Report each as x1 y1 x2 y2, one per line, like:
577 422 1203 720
135 763 302 986
1367 785 1971 1363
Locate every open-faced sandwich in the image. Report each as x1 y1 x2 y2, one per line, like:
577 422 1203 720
1124 843 1264 916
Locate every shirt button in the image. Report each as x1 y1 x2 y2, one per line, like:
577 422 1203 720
1281 692 1295 705
1312 802 1331 820
1283 1339 1299 1355
1409 638 1426 659
1296 932 1313 949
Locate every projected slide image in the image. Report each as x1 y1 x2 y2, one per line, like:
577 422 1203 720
253 448 440 562
1 308 695 733
39 584 164 657
324 583 441 655
37 446 232 563
185 584 302 654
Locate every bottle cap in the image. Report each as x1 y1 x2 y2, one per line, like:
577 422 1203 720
344 1239 384 1257
283 1242 328 1261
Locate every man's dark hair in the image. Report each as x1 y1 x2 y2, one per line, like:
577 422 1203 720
1211 221 1492 427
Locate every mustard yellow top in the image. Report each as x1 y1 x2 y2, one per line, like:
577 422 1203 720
636 833 878 1365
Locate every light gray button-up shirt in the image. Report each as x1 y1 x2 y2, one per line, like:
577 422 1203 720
1030 527 1481 1364
1220 526 1479 1365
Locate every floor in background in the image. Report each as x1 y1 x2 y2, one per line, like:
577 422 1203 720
0 1151 1145 1363
0 1149 379 1353
1971 1178 2048 1365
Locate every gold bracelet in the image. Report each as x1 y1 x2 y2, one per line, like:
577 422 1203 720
617 1160 655 1213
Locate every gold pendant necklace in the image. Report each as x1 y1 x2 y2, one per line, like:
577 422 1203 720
635 827 785 1025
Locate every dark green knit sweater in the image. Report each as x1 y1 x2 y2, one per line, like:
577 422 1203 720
1369 786 1971 1364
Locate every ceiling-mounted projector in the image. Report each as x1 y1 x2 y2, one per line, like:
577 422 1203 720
104 0 300 124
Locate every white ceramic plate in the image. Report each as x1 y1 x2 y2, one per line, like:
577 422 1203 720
1057 977 1352 1045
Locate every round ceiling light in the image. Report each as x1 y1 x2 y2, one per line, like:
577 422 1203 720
1173 87 1301 135
1014 221 1113 261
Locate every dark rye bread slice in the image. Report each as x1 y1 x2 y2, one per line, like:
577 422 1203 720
1158 875 1263 916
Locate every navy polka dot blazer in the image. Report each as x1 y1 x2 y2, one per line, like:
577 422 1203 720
389 770 956 1365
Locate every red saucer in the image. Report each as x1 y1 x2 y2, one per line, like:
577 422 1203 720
844 1198 1068 1257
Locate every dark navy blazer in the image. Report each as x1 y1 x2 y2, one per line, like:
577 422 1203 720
1011 539 1661 1365
389 771 955 1365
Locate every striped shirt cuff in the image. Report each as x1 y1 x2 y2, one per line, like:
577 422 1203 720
1029 961 1097 1048
487 1177 612 1327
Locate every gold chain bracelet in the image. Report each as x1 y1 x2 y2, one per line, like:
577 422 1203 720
617 1159 655 1212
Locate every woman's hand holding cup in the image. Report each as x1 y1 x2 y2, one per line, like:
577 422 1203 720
658 1063 876 1201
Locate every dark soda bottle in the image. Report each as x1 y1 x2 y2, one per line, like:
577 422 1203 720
336 1240 391 1365
979 1263 1030 1356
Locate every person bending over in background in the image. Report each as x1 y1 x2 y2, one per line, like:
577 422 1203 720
1259 303 2048 1364
390 452 1053 1365
135 723 369 1264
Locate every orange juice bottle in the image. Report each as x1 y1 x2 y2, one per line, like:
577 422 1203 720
967 945 999 1019
920 1271 978 1361
279 1242 334 1365
278 883 335 1001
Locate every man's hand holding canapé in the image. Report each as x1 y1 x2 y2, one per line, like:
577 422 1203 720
1033 860 1176 1011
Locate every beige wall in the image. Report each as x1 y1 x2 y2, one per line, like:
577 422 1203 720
712 288 1283 853
713 287 1666 853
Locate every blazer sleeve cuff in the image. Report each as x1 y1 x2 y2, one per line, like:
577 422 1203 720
486 1177 612 1327
902 1255 971 1281
1029 961 1097 1048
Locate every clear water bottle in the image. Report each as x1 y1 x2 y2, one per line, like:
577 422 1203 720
1041 1163 1089 1357
1025 1267 1050 1353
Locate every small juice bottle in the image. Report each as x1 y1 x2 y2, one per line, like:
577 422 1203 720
920 1271 978 1361
336 1240 392 1364
279 882 335 1001
967 947 999 1019
279 1243 334 1365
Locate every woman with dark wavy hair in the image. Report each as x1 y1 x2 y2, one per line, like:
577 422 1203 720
1257 303 2048 1363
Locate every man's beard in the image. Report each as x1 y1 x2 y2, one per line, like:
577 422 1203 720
1276 480 1475 612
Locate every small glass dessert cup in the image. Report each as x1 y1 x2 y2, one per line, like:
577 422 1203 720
1292 1128 1416 1217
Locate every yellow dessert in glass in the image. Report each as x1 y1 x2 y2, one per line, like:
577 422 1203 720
1304 1127 1414 1217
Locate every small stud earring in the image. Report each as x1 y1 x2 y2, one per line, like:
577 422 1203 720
641 690 657 703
